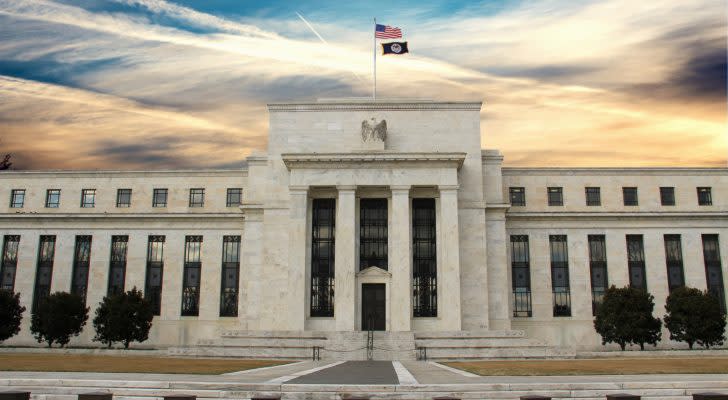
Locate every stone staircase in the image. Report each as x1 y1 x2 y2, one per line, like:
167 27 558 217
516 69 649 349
168 329 573 361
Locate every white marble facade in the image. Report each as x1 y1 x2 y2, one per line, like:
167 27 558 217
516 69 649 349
0 99 726 351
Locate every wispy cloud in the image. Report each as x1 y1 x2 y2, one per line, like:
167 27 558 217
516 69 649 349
0 0 724 169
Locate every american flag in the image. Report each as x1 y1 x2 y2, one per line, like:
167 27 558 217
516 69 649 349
375 24 402 39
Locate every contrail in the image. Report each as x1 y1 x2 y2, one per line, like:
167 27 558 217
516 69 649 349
296 11 363 82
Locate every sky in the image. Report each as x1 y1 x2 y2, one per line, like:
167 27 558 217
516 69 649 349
0 0 726 170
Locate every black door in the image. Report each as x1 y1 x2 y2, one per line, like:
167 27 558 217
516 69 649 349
362 283 386 331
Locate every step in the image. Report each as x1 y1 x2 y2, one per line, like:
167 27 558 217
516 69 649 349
422 346 576 360
414 338 548 348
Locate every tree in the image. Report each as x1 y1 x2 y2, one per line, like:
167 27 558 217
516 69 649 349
0 291 25 342
594 286 662 350
665 286 726 349
93 288 154 349
30 292 89 348
0 153 10 170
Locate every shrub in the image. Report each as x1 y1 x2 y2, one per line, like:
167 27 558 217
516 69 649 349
93 288 154 349
665 286 726 349
30 292 89 348
0 291 25 342
594 286 662 350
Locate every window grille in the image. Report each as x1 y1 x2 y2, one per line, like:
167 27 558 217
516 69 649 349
220 236 240 317
81 189 96 208
153 189 168 207
116 189 132 207
226 188 243 207
664 234 685 292
71 235 92 304
311 199 335 317
413 198 437 317
33 235 56 312
550 235 571 316
145 235 165 315
360 198 388 270
702 234 725 313
698 187 712 206
511 235 532 317
585 187 601 206
509 187 526 206
45 189 61 208
588 235 608 315
548 187 563 206
627 235 647 289
108 236 128 296
1 235 20 291
10 189 25 208
181 235 203 316
189 189 204 207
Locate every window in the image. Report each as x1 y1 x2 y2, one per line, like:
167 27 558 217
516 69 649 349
116 189 132 208
588 235 608 315
45 189 60 208
33 235 56 312
145 236 165 316
220 236 241 317
698 187 712 206
548 187 563 206
664 234 685 292
189 188 204 207
226 188 243 207
511 235 531 317
81 189 96 208
71 235 92 304
702 234 725 313
153 189 168 207
660 187 675 206
360 198 388 270
585 187 601 206
413 198 437 317
311 199 335 317
623 187 638 206
10 189 25 208
1 235 20 291
108 236 128 296
181 236 202 316
509 187 525 206
550 235 571 317
626 235 647 289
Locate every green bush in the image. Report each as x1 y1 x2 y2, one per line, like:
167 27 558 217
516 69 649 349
594 286 662 350
30 292 89 348
664 286 726 349
0 291 25 342
93 288 154 349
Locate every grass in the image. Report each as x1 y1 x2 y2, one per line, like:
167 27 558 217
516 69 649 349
0 353 290 374
445 357 728 376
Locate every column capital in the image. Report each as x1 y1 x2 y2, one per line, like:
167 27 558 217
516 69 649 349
336 185 357 191
438 184 460 192
390 185 411 193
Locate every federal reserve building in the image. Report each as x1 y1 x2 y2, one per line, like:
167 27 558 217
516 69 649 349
1 99 726 359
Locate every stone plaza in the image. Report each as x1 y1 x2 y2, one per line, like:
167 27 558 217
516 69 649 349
0 99 726 359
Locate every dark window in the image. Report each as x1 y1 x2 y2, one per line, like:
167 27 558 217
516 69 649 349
45 189 60 208
145 235 165 316
413 198 437 317
660 187 675 206
71 235 92 304
226 188 243 207
81 189 96 208
189 189 204 207
181 235 202 316
152 189 168 207
698 187 712 206
311 199 335 317
10 189 25 208
116 189 132 208
550 235 571 317
626 235 647 289
702 234 725 313
623 187 638 206
664 234 685 292
548 187 563 206
588 235 608 315
585 187 601 206
33 235 56 312
511 235 532 317
220 236 240 317
509 187 525 206
107 236 128 296
360 198 388 270
1 235 20 291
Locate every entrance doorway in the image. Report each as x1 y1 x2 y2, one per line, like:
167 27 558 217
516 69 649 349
361 283 386 331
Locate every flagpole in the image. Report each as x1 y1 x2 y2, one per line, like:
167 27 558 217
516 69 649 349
373 17 377 101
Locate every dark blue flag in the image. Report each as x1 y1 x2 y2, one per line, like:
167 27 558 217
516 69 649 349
382 42 408 55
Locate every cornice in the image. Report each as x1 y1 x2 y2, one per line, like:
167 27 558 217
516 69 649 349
281 152 467 170
0 169 247 178
0 212 243 220
501 167 728 176
505 211 728 220
268 101 482 112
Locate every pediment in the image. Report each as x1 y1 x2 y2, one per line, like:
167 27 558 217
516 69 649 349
356 266 392 278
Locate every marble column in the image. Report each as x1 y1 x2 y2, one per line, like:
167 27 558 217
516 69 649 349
390 186 412 331
287 186 308 331
335 186 356 331
439 185 462 330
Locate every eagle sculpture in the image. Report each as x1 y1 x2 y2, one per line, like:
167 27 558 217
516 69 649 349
361 118 387 143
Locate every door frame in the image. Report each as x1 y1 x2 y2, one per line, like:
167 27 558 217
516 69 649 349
361 283 386 331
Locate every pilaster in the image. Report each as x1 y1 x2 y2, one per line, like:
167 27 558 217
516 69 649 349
390 185 412 331
439 185 462 330
287 186 308 331
335 186 356 331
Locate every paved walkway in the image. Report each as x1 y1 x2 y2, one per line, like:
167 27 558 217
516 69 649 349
288 361 399 384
